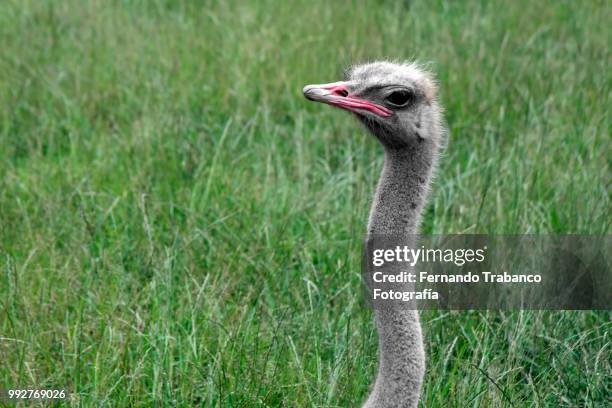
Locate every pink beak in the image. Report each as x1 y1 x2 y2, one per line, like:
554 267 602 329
302 81 392 118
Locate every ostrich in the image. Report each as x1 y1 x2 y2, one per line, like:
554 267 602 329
303 61 444 407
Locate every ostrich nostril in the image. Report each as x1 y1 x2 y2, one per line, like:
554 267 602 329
335 89 349 97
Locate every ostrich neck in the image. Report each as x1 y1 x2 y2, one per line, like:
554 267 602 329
364 143 436 408
367 145 435 235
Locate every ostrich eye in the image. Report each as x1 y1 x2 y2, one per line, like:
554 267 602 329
385 90 414 108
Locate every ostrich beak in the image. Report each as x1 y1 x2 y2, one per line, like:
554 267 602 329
302 81 392 118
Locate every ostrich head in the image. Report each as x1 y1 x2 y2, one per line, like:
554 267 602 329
303 61 443 149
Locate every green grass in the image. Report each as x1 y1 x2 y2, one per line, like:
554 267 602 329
0 0 610 406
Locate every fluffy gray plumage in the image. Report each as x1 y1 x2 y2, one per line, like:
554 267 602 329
303 61 445 408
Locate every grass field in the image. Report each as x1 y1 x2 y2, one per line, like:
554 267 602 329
1 0 610 406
